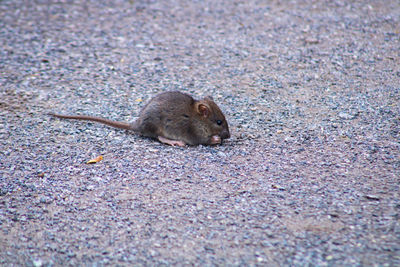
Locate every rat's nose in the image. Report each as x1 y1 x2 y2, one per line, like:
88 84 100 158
221 129 230 139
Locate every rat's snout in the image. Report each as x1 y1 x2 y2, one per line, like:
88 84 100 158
220 129 230 139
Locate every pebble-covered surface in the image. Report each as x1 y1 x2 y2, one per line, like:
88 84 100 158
1 0 399 266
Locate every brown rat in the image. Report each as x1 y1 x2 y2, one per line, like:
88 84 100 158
49 91 230 147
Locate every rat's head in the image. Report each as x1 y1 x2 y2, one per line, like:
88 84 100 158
194 96 230 145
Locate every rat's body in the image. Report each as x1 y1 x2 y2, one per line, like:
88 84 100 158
50 91 230 147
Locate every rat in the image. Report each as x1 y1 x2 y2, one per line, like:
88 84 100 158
49 91 230 147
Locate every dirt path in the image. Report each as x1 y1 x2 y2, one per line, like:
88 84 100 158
1 0 399 265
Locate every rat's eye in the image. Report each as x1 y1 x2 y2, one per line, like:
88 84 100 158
216 120 222 125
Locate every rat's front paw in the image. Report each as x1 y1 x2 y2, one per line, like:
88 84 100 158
210 135 222 145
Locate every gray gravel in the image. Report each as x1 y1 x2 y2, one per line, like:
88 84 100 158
1 0 399 266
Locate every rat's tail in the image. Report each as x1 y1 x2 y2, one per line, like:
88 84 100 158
49 113 133 130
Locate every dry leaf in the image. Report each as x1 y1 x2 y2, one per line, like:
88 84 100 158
86 155 103 164
135 98 143 102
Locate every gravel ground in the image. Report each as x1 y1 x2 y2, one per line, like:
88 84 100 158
1 0 399 266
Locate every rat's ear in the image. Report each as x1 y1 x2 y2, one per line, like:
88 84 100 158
196 102 210 118
204 96 214 101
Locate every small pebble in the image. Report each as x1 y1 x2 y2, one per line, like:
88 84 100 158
338 112 355 120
